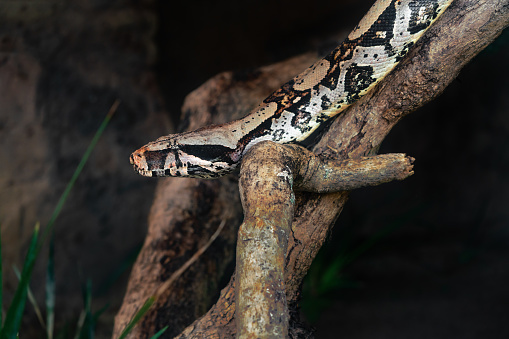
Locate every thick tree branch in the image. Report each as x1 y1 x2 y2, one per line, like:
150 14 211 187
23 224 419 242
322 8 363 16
115 53 320 339
235 142 414 338
114 1 508 338
172 1 508 337
286 0 509 306
235 143 295 338
289 145 415 193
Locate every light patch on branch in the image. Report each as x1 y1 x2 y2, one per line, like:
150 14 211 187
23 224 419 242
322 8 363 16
235 141 414 338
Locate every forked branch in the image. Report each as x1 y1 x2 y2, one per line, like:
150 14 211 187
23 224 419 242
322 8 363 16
236 142 414 337
113 1 508 338
174 1 508 338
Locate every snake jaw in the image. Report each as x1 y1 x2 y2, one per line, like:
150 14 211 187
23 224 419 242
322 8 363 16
130 137 237 178
130 149 152 177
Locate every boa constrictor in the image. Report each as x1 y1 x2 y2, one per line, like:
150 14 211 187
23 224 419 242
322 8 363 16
131 0 453 179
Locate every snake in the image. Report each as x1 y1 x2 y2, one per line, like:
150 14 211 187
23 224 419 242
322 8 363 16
131 0 453 179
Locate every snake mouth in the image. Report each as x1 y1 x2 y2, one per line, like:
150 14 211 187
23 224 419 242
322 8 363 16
130 151 153 177
131 164 153 177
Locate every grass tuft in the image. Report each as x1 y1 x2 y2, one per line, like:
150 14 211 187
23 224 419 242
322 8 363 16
0 223 40 339
150 326 168 339
0 100 119 338
117 297 156 339
46 234 55 339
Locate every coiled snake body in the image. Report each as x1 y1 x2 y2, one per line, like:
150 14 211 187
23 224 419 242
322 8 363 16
131 0 453 178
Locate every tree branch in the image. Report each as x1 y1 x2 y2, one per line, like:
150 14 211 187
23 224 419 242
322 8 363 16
114 0 508 337
235 142 414 338
173 1 508 337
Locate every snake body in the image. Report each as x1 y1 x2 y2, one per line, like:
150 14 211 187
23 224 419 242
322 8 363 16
131 0 453 178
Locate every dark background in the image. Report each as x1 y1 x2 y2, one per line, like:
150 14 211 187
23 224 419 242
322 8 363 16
0 0 507 337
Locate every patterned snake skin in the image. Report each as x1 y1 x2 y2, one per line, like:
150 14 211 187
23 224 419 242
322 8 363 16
131 0 453 178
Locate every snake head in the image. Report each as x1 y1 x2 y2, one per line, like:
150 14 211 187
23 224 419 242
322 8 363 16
130 132 238 178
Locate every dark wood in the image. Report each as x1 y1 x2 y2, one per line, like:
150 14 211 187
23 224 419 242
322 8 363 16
114 0 509 337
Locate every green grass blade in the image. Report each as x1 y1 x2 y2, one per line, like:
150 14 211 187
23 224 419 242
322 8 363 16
116 219 225 338
0 101 118 339
75 279 93 339
46 234 55 339
12 266 45 330
149 326 168 339
0 223 40 339
117 297 156 339
73 309 86 339
83 280 93 339
39 100 119 251
342 205 425 266
0 222 3 327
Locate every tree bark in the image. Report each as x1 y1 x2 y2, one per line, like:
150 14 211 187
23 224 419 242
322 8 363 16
114 0 509 337
114 53 319 339
235 142 414 338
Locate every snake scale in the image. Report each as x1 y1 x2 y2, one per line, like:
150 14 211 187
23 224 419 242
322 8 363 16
131 0 453 179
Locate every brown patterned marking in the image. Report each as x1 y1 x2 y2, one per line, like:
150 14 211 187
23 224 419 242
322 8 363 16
131 0 453 179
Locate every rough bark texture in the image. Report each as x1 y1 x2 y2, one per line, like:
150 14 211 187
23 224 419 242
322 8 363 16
288 146 415 193
235 142 414 338
286 0 509 308
113 54 319 338
236 143 295 338
114 0 508 338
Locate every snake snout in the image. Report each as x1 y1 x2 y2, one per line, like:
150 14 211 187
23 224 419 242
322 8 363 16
130 151 143 167
130 149 151 175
